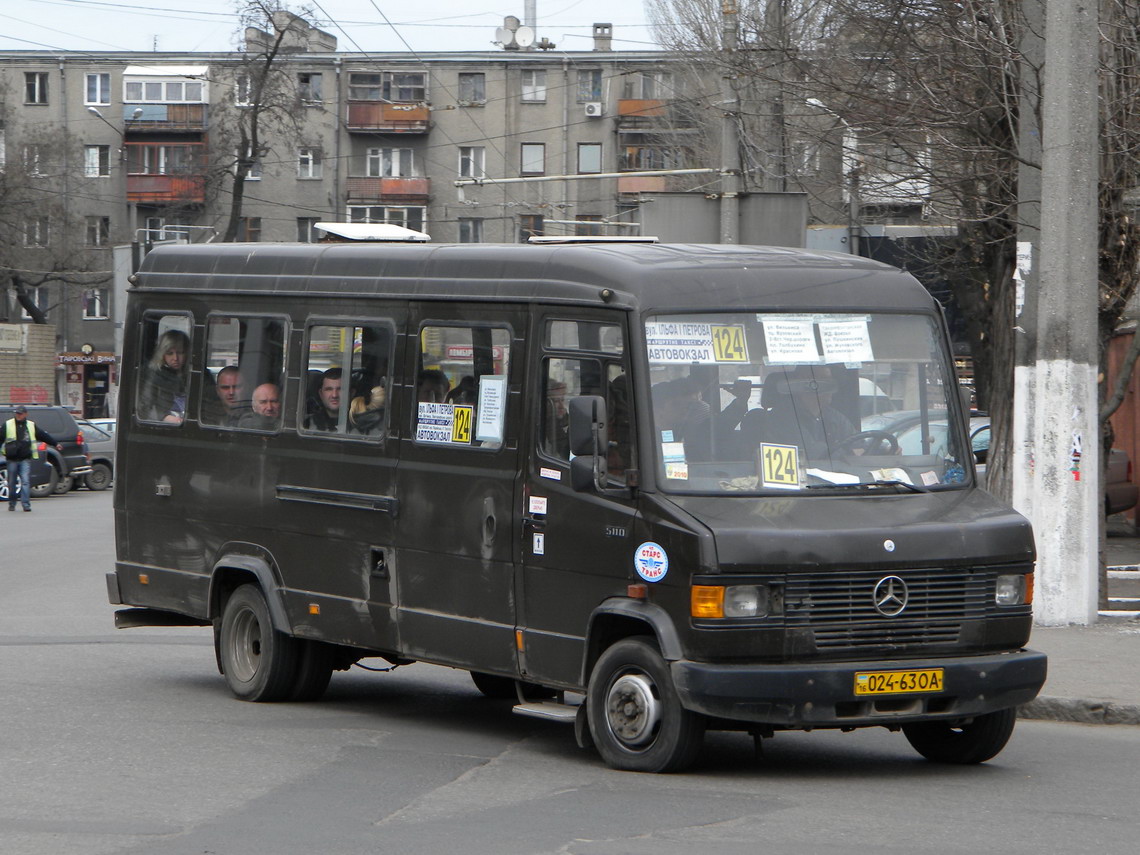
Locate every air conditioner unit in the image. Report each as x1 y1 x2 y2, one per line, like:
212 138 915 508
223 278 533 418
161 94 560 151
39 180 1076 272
584 102 603 118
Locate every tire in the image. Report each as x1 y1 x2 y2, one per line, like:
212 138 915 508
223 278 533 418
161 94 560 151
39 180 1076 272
218 584 298 702
289 639 335 702
0 471 16 502
903 707 1017 764
30 465 58 499
53 473 74 495
587 636 705 773
470 671 556 700
85 462 112 491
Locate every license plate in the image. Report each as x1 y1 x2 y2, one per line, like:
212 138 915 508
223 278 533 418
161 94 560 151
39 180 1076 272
853 668 944 696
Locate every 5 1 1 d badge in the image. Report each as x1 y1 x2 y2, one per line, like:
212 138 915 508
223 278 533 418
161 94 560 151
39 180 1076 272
760 443 800 489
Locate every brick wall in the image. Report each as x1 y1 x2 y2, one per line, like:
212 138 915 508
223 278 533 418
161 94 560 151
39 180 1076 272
0 324 58 404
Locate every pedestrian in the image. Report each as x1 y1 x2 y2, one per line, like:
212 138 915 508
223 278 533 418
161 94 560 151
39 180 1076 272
3 406 62 512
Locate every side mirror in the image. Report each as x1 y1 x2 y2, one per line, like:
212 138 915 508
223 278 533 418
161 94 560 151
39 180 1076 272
568 395 608 492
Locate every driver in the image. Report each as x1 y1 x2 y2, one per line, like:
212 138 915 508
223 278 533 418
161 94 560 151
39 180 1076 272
765 364 857 457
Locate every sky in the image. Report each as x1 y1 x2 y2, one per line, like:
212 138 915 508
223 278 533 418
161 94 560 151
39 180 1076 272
0 0 659 54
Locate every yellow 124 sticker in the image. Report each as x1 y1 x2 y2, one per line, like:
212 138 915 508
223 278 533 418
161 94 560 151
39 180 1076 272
760 443 800 489
451 405 473 443
711 324 748 362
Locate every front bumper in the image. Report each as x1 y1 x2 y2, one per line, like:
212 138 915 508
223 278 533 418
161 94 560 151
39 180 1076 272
671 648 1047 728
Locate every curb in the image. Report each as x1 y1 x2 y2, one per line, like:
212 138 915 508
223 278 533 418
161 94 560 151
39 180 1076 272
1019 696 1140 726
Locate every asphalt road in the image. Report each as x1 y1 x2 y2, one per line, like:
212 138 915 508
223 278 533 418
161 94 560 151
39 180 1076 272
3 490 1139 855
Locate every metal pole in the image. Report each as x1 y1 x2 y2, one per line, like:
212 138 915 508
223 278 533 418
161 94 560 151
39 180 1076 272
1032 0 1100 625
719 1 741 244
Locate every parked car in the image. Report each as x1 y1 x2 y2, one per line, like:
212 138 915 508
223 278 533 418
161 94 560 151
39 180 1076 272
867 409 1139 515
76 419 115 491
0 455 53 502
0 405 92 497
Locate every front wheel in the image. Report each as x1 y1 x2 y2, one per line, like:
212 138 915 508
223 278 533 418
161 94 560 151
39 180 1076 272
587 637 704 773
85 462 112 491
902 707 1017 764
218 584 298 702
53 473 74 495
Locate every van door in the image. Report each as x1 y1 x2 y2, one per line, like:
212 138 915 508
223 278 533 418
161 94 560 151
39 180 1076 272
394 307 523 673
516 311 641 688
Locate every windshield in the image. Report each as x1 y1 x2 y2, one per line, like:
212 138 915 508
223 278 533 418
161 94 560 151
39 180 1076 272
645 312 970 494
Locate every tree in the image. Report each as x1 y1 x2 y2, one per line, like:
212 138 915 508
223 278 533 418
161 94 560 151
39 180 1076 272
215 2 321 242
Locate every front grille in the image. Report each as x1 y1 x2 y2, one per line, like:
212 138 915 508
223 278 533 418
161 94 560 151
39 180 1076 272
783 568 997 650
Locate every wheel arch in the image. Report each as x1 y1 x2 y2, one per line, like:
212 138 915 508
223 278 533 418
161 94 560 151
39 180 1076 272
208 548 291 634
580 598 684 687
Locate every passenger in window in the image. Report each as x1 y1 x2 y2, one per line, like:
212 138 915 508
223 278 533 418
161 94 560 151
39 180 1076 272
764 365 857 457
305 367 343 431
203 365 249 426
417 369 450 403
349 383 386 435
139 329 190 424
652 376 712 461
238 383 281 430
446 375 478 406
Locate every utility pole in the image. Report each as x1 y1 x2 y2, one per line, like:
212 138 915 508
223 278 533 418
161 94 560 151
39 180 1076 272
719 1 741 244
1031 0 1100 625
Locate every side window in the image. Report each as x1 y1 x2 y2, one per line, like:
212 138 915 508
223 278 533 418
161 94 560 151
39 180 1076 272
136 313 192 425
415 324 510 450
301 322 392 438
540 319 631 478
200 316 287 431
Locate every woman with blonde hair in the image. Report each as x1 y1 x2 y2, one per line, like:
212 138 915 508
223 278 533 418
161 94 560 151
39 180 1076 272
139 329 191 424
349 383 386 435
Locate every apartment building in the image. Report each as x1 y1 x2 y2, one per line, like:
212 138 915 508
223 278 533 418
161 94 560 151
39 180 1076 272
0 21 712 412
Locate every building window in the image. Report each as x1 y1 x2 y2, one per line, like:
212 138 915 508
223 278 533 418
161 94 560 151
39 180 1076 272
520 143 545 176
578 143 602 174
123 77 206 103
521 69 546 102
84 145 111 178
575 215 604 237
20 286 50 321
366 147 416 177
83 288 110 319
348 205 425 232
458 218 484 243
519 214 544 242
458 146 485 179
25 72 49 105
348 71 426 102
85 73 111 105
577 69 602 102
24 216 49 247
238 217 262 242
458 72 486 105
127 143 201 175
237 146 262 180
622 71 673 99
85 216 110 247
23 145 45 177
297 147 323 179
297 217 320 242
235 74 252 106
297 72 322 104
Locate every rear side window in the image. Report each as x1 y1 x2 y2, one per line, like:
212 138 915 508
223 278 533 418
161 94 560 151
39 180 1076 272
415 324 510 450
200 315 287 431
136 313 192 425
300 321 393 439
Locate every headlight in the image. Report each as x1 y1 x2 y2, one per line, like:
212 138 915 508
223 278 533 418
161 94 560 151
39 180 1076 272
691 584 771 618
995 573 1032 606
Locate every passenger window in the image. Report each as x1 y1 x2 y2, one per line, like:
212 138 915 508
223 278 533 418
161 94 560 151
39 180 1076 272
301 322 392 438
136 313 192 426
200 315 287 431
415 324 510 450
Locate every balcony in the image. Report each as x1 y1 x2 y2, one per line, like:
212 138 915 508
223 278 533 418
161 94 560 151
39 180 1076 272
616 99 698 135
124 103 208 132
618 99 667 118
127 174 206 204
346 176 430 202
617 175 668 194
346 102 430 133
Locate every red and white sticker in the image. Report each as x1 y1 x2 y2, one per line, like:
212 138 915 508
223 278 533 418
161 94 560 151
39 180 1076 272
633 542 669 583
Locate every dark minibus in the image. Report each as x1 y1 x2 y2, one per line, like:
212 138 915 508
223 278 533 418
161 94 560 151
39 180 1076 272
108 237 1046 772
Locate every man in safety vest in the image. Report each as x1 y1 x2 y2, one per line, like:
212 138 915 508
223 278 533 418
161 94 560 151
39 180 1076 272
3 406 61 512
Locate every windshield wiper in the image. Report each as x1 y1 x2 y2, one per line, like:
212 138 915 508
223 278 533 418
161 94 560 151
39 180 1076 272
804 479 929 493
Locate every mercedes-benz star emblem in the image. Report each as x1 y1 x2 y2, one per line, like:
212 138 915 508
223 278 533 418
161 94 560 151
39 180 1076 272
873 575 909 617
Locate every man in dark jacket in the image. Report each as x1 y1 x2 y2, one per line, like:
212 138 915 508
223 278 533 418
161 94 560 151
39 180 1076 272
3 406 62 512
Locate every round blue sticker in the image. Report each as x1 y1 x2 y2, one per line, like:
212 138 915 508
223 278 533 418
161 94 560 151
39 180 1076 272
634 541 669 582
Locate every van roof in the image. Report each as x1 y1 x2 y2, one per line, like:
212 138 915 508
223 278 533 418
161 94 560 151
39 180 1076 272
133 242 936 314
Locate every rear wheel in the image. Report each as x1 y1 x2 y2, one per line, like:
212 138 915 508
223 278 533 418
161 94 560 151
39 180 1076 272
53 473 74 495
85 462 112 491
289 640 335 702
30 465 58 499
902 708 1017 764
0 471 17 502
218 584 298 702
587 636 704 772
